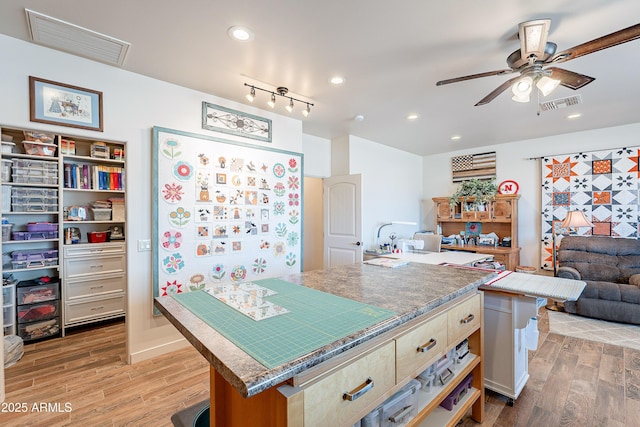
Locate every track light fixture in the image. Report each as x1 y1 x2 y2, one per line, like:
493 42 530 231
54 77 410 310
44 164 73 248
243 83 314 117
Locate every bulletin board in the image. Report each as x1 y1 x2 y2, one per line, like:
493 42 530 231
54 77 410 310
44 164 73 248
152 126 303 308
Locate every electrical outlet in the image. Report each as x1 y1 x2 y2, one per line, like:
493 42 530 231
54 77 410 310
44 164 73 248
137 239 152 252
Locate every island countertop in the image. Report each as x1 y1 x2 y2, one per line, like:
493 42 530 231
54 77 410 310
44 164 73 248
154 262 496 397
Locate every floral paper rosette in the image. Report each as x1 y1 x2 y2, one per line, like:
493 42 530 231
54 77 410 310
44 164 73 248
252 257 267 275
161 280 183 296
162 253 185 274
287 158 298 173
230 265 247 282
210 264 226 281
273 182 286 197
173 161 194 181
161 230 183 250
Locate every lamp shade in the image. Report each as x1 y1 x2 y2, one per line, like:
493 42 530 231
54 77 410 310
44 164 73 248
560 211 594 229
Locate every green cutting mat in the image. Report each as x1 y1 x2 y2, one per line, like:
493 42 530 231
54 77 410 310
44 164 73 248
172 278 396 369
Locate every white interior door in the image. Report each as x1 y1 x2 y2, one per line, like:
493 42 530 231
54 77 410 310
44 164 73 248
323 174 362 268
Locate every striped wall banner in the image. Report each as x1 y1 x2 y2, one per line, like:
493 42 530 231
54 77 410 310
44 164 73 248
451 151 496 182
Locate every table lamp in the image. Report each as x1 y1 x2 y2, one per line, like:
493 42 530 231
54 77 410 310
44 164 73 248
552 210 594 274
549 210 594 311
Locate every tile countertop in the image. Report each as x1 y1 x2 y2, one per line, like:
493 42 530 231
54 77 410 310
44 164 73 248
154 262 496 398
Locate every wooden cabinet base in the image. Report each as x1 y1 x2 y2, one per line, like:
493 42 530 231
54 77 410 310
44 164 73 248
209 368 301 427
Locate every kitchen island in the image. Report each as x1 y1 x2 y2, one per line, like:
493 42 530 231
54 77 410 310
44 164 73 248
154 262 496 426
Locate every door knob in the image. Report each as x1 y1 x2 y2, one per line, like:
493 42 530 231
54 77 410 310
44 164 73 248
353 241 362 246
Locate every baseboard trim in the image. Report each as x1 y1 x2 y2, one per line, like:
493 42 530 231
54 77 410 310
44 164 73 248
128 338 189 364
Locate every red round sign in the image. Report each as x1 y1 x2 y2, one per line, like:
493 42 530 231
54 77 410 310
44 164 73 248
498 180 519 194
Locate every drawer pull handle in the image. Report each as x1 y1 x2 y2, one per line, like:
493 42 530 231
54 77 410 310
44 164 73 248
90 306 105 311
439 367 455 385
90 286 104 290
417 338 437 353
389 405 414 423
90 265 104 269
343 377 374 401
460 314 474 324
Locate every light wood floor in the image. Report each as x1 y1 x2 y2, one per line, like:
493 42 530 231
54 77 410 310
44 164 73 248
3 310 640 427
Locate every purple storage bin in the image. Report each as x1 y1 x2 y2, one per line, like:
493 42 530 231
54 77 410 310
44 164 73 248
11 249 59 261
27 222 58 232
439 373 473 411
12 231 58 240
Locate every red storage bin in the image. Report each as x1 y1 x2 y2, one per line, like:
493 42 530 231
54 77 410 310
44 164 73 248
87 231 110 243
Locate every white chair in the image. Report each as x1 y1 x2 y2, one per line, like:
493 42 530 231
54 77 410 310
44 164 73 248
413 233 442 252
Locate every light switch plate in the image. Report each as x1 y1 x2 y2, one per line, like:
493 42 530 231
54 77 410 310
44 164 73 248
138 239 152 252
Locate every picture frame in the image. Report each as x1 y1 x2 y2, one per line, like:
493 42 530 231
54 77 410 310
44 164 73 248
29 76 104 132
202 102 272 142
478 236 497 246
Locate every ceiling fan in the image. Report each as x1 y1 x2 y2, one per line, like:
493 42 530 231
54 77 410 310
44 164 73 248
436 19 640 106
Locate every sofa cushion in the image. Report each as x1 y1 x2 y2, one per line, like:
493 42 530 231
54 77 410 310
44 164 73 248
581 280 640 304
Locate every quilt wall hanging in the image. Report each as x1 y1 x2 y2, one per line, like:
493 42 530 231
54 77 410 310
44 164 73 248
540 146 640 271
152 126 303 308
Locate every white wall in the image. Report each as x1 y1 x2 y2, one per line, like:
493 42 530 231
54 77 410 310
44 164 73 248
422 122 640 267
0 35 303 364
348 136 423 249
302 134 330 178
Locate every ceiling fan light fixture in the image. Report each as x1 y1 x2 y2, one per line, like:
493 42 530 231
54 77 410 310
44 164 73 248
536 76 561 96
511 76 533 102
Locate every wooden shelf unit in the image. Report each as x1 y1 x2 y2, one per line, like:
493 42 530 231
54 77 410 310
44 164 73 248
433 194 520 271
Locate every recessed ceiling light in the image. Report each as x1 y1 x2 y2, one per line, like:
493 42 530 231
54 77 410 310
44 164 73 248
406 113 419 121
329 76 345 85
227 26 254 42
567 113 582 119
451 135 461 141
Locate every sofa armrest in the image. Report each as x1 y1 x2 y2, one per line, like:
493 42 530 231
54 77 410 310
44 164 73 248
557 266 581 280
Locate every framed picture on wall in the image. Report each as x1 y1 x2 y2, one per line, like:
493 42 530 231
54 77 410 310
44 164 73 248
29 76 104 131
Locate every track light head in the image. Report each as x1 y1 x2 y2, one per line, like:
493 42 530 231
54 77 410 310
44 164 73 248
285 98 294 113
302 103 311 117
245 86 256 102
267 93 276 108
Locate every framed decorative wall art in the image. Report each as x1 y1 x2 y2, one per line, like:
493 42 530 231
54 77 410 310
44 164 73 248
29 76 103 131
152 126 303 310
540 146 640 270
202 102 272 142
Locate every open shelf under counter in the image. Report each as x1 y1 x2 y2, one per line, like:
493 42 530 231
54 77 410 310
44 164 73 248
407 354 480 427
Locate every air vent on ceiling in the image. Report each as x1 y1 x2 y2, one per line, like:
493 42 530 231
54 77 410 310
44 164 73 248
26 9 130 66
539 95 583 112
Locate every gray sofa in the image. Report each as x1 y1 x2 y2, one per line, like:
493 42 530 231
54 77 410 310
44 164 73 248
556 235 640 325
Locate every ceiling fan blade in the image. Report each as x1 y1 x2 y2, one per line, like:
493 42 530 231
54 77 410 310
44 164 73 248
547 67 595 90
436 69 514 86
518 19 552 61
475 76 521 106
550 22 640 64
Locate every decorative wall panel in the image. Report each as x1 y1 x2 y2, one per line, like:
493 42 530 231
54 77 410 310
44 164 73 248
152 126 303 307
451 151 496 182
540 147 640 270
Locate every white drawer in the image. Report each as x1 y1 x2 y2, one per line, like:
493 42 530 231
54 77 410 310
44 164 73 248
65 294 125 325
304 341 395 427
65 273 125 300
64 242 125 258
396 312 448 380
64 253 125 278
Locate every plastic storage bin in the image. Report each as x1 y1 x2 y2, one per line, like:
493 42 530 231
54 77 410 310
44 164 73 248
17 278 59 304
2 185 11 212
1 159 12 182
87 231 110 243
18 300 59 323
361 379 422 427
3 305 15 328
1 141 15 153
12 231 58 240
18 318 60 341
23 131 54 145
91 208 112 221
10 249 59 269
27 222 58 232
22 140 56 156
2 223 13 242
439 373 473 411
